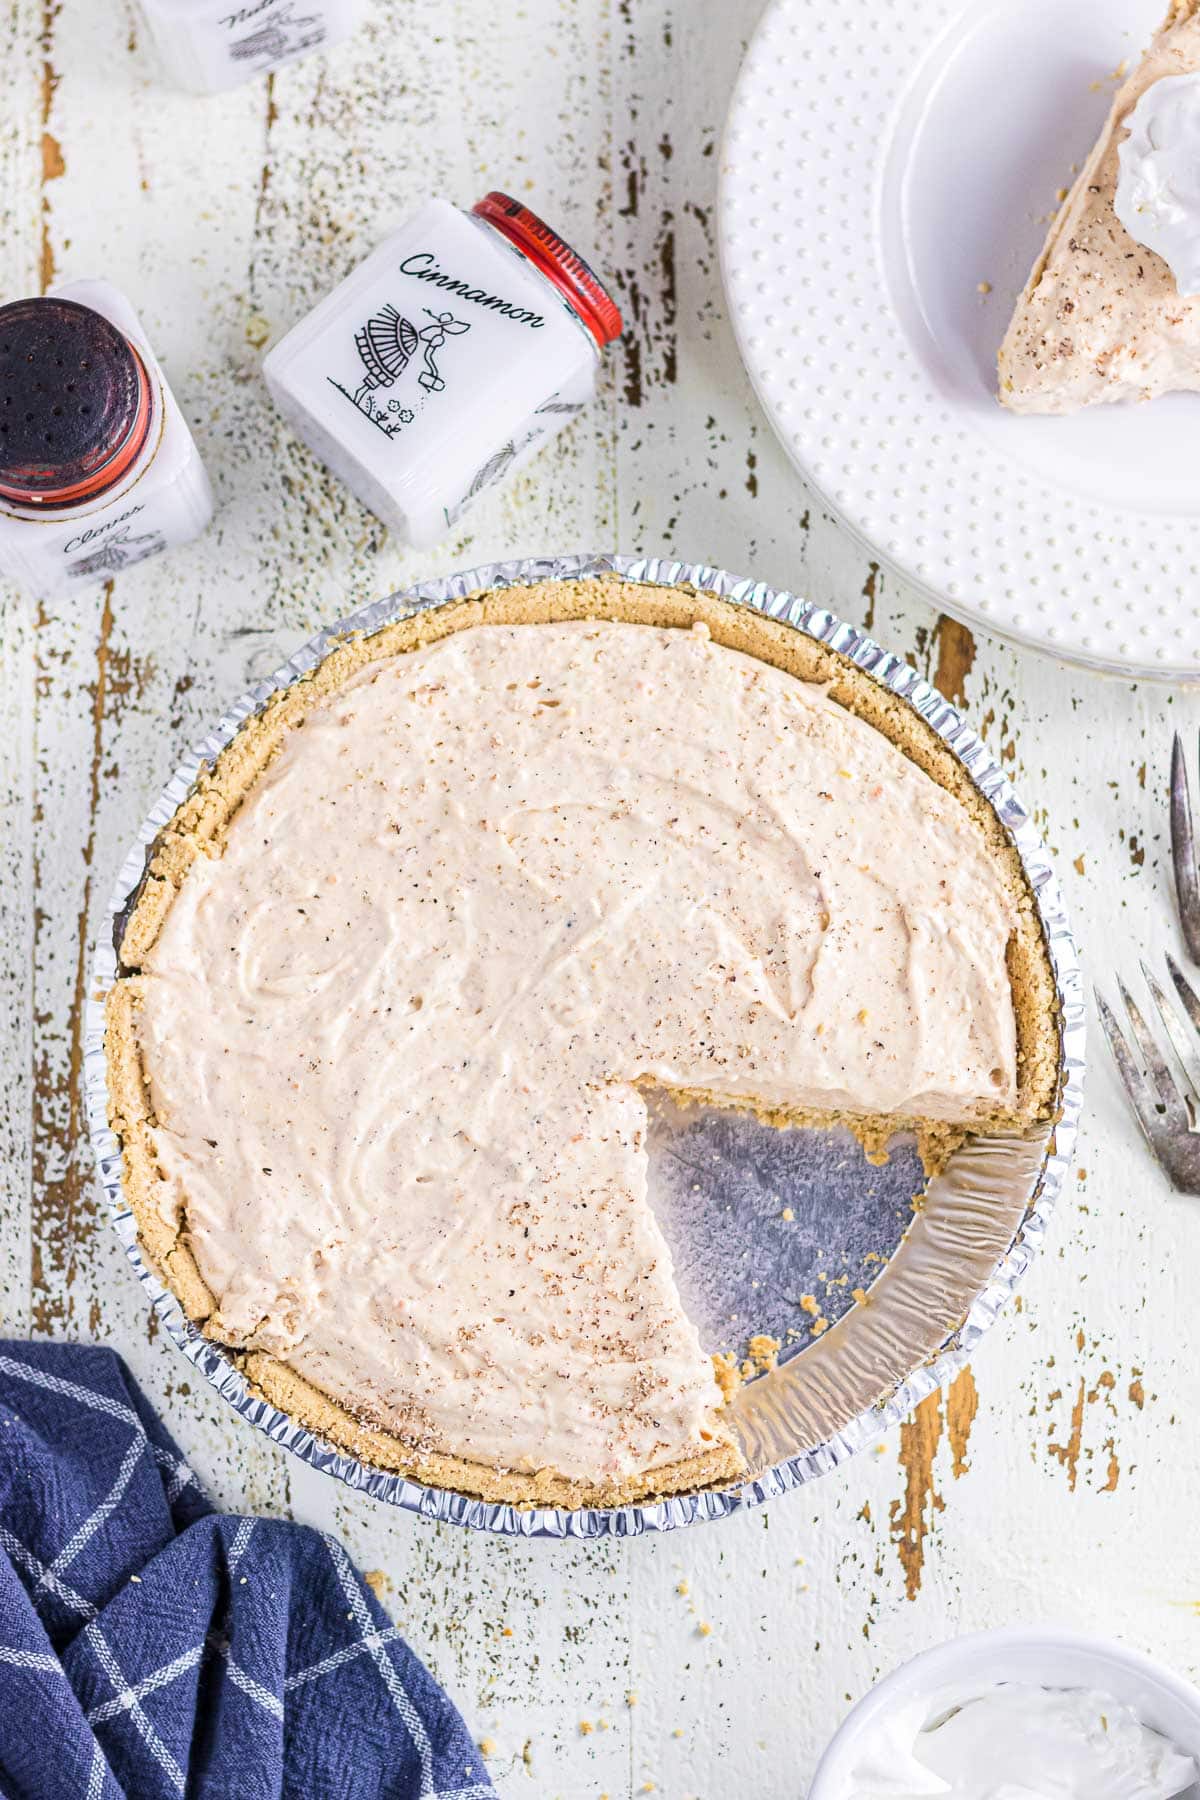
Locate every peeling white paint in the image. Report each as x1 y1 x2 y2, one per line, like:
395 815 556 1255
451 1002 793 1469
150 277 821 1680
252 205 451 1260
3 3 1200 1795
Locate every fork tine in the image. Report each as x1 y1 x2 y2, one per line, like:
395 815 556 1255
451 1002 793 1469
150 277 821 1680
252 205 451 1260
1095 989 1170 1153
1115 976 1187 1119
1140 960 1200 1113
1166 952 1200 1034
1170 732 1200 963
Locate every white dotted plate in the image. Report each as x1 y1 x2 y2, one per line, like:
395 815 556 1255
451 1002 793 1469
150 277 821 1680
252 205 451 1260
719 0 1200 677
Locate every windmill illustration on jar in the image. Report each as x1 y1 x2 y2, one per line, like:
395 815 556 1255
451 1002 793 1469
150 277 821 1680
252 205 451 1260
229 4 325 64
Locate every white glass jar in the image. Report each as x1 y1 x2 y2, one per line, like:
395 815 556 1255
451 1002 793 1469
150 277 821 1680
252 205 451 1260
137 0 364 94
262 192 622 548
0 280 214 600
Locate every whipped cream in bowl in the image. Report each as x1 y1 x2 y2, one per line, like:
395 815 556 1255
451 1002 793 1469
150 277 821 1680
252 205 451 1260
1115 72 1200 297
809 1630 1200 1800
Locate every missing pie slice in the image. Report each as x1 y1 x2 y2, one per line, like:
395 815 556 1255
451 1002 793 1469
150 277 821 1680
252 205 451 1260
999 0 1200 413
105 577 1059 1508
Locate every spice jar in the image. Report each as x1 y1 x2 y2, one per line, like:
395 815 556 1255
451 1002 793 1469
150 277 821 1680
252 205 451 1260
262 192 622 547
0 282 214 599
137 0 364 93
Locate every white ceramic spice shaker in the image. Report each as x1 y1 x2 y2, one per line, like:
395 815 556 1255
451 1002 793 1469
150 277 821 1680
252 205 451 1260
137 0 364 94
262 192 623 547
0 283 214 600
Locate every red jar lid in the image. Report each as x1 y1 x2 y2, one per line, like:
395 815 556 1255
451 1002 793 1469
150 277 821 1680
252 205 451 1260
0 298 153 508
471 193 623 349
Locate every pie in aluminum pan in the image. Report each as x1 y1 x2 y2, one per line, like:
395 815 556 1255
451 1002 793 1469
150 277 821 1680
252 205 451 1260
104 575 1059 1508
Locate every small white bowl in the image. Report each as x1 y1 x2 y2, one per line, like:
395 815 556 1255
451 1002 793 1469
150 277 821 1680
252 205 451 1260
809 1627 1200 1799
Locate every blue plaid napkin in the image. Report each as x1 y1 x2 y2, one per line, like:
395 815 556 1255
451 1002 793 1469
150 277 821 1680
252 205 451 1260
0 1341 496 1800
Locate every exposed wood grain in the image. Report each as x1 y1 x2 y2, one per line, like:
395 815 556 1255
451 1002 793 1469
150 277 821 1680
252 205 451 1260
946 1366 978 1481
30 586 113 1336
0 0 41 1341
38 0 60 289
4 2 1200 1794
891 1392 945 1602
931 614 977 709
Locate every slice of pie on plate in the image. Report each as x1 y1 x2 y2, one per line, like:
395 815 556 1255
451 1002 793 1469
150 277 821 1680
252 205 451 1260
105 576 1059 1508
999 0 1200 413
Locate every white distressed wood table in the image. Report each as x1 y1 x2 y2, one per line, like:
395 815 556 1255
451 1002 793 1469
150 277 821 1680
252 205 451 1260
2 3 1197 1795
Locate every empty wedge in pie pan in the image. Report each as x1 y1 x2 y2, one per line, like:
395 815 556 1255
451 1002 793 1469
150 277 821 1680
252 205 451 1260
85 552 1085 1539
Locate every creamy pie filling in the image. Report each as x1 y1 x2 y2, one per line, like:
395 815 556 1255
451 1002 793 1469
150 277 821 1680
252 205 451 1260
130 619 1019 1484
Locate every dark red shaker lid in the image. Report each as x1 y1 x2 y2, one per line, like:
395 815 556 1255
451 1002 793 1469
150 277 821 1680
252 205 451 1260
471 193 623 348
0 297 153 508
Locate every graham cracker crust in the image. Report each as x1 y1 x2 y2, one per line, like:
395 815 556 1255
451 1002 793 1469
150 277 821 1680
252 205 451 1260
104 575 1061 1508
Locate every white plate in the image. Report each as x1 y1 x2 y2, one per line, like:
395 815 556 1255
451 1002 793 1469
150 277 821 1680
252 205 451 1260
719 0 1200 678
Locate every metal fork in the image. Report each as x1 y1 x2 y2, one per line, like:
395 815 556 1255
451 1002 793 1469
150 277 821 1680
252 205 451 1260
1096 732 1200 1194
1171 730 1200 964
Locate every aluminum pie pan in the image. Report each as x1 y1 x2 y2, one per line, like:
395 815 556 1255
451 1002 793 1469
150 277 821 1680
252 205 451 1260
84 551 1085 1540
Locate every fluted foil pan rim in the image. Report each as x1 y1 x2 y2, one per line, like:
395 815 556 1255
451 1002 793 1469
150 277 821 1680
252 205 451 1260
85 551 1085 1539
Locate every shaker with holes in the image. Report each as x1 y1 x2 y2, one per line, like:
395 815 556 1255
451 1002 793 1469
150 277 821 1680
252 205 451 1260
0 282 213 599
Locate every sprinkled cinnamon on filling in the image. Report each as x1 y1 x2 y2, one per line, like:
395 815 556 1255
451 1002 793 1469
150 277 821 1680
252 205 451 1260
112 608 1028 1491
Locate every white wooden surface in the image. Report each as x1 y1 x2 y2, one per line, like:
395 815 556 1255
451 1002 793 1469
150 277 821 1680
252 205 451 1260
2 3 1197 1795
